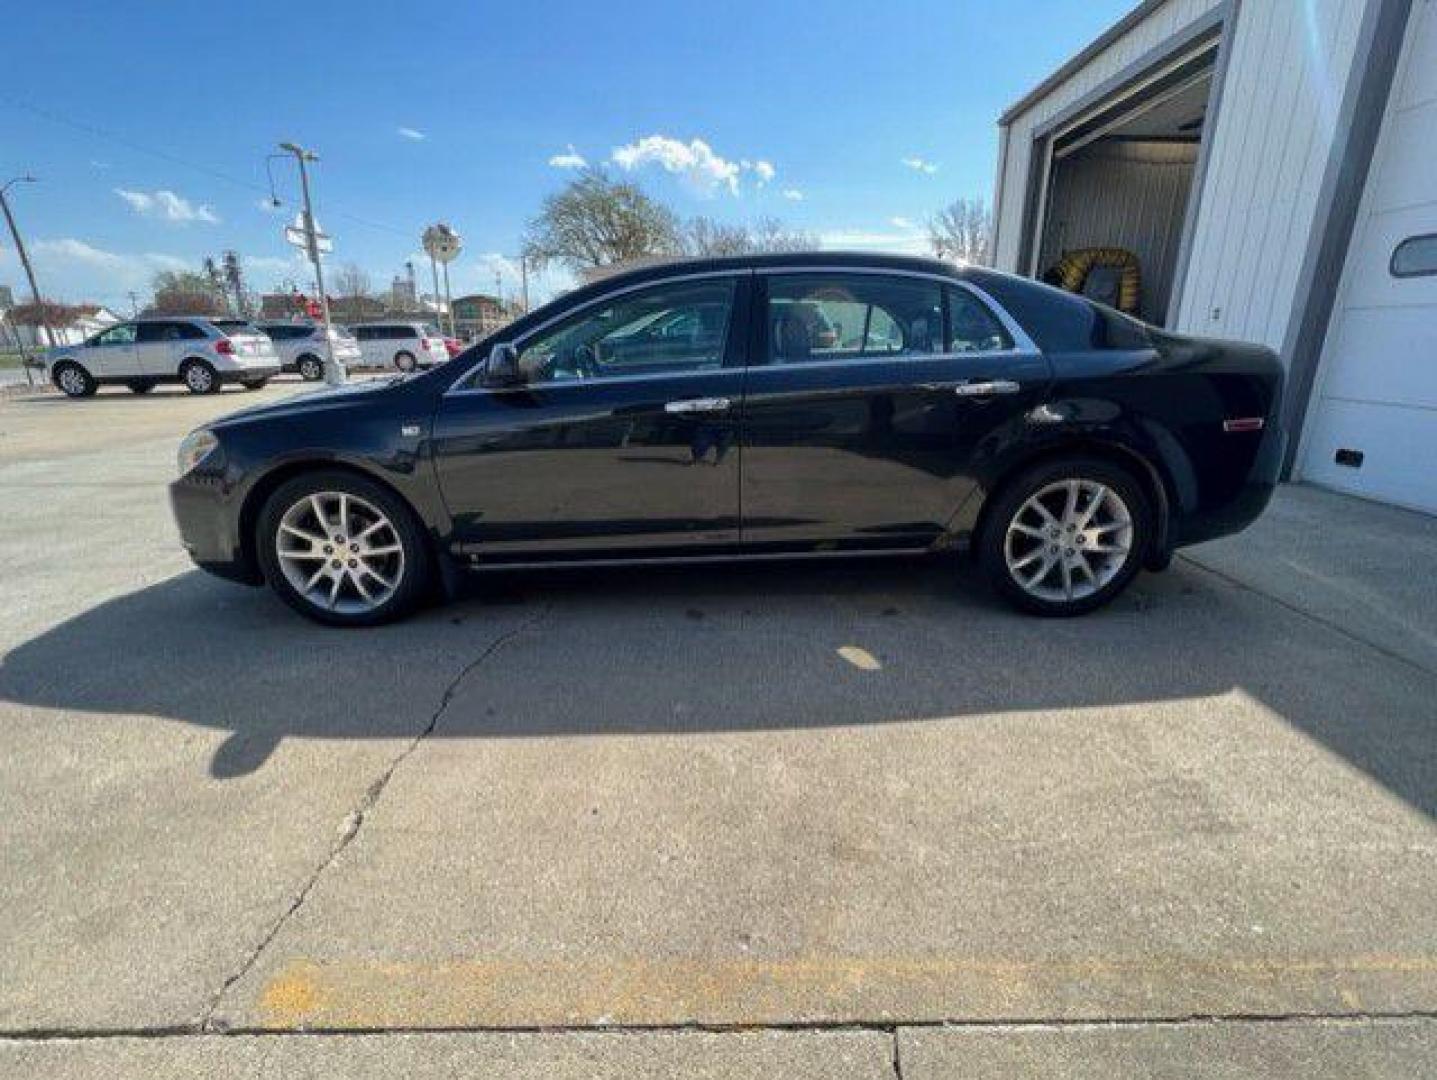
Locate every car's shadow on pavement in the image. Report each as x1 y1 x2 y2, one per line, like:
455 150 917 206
1 558 1433 819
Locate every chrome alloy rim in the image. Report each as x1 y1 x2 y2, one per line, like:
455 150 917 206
1004 479 1133 602
57 367 87 395
276 491 405 613
186 364 213 392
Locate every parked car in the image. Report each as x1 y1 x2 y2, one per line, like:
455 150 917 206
171 253 1284 626
256 321 363 381
47 317 280 397
347 322 449 372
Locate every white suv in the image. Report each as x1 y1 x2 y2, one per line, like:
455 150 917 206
46 317 281 397
348 322 449 372
257 321 363 381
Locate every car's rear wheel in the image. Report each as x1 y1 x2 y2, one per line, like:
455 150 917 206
256 471 433 627
979 457 1151 616
181 359 220 394
53 362 97 398
296 355 324 381
394 350 417 372
125 379 156 394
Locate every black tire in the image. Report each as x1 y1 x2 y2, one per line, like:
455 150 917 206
978 456 1152 617
181 359 220 395
52 362 97 398
255 469 434 627
242 378 270 391
296 355 324 381
394 351 417 372
126 380 156 394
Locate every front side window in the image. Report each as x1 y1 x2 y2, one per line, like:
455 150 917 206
1392 234 1437 278
516 278 736 384
93 324 136 346
766 274 942 364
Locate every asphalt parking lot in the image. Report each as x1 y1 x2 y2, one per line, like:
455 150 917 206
2 381 1435 1076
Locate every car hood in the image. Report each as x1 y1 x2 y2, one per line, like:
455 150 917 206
210 376 400 428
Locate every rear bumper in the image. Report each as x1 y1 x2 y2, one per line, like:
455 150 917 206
1171 423 1286 548
220 363 280 383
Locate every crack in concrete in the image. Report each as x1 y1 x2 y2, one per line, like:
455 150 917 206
1178 553 1437 681
196 605 553 1032
5 1011 1437 1043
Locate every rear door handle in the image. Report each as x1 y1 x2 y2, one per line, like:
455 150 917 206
664 396 732 414
953 379 1021 397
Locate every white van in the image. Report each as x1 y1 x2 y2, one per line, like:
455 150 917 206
347 322 449 371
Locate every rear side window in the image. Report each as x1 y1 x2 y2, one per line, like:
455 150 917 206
766 274 943 364
947 287 1013 352
395 326 419 339
209 319 255 334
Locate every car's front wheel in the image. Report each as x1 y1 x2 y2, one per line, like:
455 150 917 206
979 457 1151 616
296 355 324 381
256 471 433 627
394 350 417 372
181 359 220 395
52 362 97 398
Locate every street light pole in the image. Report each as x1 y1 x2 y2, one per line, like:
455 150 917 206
1 176 51 386
278 143 343 386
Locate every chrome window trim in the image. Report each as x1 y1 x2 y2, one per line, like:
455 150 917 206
442 264 1040 397
444 269 750 396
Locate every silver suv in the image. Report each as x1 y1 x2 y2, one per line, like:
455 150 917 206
46 317 281 397
257 321 363 381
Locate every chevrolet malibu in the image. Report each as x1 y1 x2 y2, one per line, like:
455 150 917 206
170 253 1284 626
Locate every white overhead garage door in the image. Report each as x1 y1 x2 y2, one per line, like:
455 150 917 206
1299 0 1437 514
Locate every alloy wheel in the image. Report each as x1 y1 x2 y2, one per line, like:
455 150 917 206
1003 479 1133 603
275 491 406 614
57 367 89 396
185 364 214 393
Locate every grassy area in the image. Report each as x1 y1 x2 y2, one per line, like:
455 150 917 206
0 349 38 369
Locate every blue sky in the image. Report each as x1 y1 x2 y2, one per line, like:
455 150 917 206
1 0 1130 311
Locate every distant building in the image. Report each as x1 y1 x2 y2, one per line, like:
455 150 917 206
389 275 417 308
450 294 511 340
0 285 14 310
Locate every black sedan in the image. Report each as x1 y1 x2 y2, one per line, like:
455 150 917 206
170 253 1284 626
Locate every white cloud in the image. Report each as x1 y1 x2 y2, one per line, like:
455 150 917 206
397 126 426 141
817 228 929 255
612 135 742 196
750 160 775 185
889 216 915 229
548 144 588 168
22 238 190 299
114 188 220 224
900 156 939 175
782 188 805 201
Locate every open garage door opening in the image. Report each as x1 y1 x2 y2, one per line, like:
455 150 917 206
1023 37 1221 327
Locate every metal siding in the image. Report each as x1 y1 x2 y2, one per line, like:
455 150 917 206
994 0 1223 270
1299 0 1437 511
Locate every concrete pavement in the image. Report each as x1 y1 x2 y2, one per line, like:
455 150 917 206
1 384 1434 1074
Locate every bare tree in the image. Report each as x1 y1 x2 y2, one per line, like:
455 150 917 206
221 251 249 316
683 216 817 256
524 168 682 272
149 270 226 315
928 197 994 266
332 262 374 300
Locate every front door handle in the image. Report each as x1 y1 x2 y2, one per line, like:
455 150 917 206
953 379 1021 397
664 396 732 414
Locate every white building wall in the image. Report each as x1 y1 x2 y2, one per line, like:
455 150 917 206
993 0 1222 270
996 0 1374 355
1172 0 1368 348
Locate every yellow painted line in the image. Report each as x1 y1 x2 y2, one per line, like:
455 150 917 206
837 645 882 671
254 953 1437 1030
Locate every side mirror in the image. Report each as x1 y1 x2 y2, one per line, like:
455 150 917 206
483 343 521 388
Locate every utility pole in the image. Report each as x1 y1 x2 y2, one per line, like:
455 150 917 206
519 253 529 313
427 253 442 329
1 175 50 386
278 142 343 385
127 291 140 317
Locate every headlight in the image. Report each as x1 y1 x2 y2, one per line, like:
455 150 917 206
177 429 220 475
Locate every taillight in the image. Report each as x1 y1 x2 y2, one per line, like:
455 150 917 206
214 339 234 355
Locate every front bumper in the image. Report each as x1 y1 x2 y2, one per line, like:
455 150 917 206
170 472 261 584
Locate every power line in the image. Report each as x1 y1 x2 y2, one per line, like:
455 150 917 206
0 92 413 239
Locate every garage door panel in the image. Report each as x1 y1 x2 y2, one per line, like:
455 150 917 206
1370 100 1437 212
1322 306 1437 409
1301 399 1437 513
1341 203 1437 310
